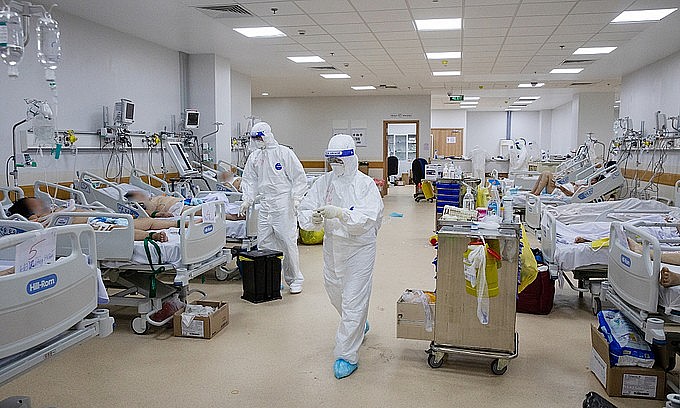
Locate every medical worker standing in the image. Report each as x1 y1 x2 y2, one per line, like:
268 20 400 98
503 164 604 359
298 134 384 379
239 122 308 294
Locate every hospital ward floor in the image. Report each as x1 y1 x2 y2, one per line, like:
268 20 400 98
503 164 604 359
0 186 665 407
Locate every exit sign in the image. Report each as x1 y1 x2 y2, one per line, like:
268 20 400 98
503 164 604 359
449 95 464 102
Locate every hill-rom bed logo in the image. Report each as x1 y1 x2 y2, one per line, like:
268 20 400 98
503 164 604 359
204 224 214 234
26 274 58 295
577 187 594 201
621 254 631 268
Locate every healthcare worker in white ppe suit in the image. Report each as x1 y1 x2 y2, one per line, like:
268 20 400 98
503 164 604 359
298 134 384 379
240 122 308 294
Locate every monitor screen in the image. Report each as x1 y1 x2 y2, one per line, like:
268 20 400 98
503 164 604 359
125 102 135 121
185 110 200 129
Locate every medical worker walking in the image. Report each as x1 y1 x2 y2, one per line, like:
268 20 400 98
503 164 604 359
239 122 308 294
298 134 384 379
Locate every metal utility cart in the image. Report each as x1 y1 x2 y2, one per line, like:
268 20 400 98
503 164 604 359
427 223 520 375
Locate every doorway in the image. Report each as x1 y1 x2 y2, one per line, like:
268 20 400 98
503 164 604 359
431 128 464 158
383 120 419 183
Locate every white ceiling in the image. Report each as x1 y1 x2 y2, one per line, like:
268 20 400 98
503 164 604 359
47 0 680 111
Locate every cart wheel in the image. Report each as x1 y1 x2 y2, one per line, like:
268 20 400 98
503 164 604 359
131 317 148 335
215 266 230 281
591 297 602 316
427 353 446 369
491 359 508 375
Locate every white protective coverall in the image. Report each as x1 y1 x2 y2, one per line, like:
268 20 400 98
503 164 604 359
298 134 384 365
241 122 308 291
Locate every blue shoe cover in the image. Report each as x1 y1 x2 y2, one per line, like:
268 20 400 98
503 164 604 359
364 321 370 335
334 359 357 379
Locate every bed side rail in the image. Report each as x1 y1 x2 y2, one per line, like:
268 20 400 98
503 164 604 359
34 181 88 207
179 201 228 265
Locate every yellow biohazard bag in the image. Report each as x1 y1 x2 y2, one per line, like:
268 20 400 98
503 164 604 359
299 229 324 245
422 180 435 199
517 224 538 294
464 240 501 298
590 237 610 250
476 186 489 208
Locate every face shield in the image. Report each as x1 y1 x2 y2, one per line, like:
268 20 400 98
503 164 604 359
250 130 266 149
325 148 355 176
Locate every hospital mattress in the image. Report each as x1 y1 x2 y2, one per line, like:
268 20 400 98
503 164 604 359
102 228 182 268
554 241 609 271
97 183 142 199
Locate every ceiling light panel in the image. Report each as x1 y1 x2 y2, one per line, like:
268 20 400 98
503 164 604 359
518 83 544 88
432 71 461 76
233 27 287 38
351 86 376 90
426 52 462 59
321 73 351 79
550 68 584 74
414 18 462 31
518 97 540 100
464 96 481 101
287 56 325 63
573 46 617 55
611 8 677 23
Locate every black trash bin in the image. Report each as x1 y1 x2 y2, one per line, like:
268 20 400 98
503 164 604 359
238 249 283 303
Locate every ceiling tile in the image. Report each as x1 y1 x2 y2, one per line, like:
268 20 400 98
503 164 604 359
410 7 463 19
561 13 619 25
630 0 680 8
505 35 549 44
263 44 308 53
421 39 463 48
308 12 363 25
464 17 513 29
501 43 542 52
342 40 383 49
331 32 378 42
511 15 565 27
465 4 519 18
349 48 389 56
387 47 425 55
380 39 423 48
295 34 338 44
304 43 347 53
464 28 509 37
324 23 371 34
367 21 416 32
244 2 304 17
407 0 462 8
553 24 603 35
460 51 500 58
464 36 506 46
600 22 653 33
588 32 639 42
263 14 316 26
516 2 576 16
279 25 327 37
360 9 413 22
294 0 354 13
571 0 631 14
463 44 502 52
508 26 556 36
374 31 419 40
350 0 408 11
546 33 595 43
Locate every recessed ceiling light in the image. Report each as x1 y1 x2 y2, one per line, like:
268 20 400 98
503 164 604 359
460 101 478 105
463 96 480 101
611 8 677 23
550 68 584 74
414 18 462 31
511 104 528 107
573 47 617 55
426 51 461 59
287 56 325 63
518 96 540 100
321 73 351 79
460 105 476 109
233 27 286 38
615 100 621 103
518 83 544 88
261 92 269 96
506 108 521 111
351 86 376 90
432 71 461 76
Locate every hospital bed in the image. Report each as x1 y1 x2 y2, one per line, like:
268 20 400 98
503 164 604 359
47 203 231 334
0 225 114 387
675 180 680 207
602 220 680 382
0 186 24 220
540 198 674 313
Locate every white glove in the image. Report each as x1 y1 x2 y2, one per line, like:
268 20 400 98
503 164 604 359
238 201 251 216
318 205 344 220
293 198 301 214
312 211 323 226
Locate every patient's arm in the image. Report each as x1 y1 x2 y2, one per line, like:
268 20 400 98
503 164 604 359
133 230 168 242
628 238 680 265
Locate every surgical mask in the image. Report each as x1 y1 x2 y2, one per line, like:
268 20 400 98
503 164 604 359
254 139 266 149
330 163 345 176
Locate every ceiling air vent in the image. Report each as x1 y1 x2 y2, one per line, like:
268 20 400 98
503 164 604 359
308 66 338 71
562 59 595 65
378 84 398 89
194 4 253 18
570 82 593 86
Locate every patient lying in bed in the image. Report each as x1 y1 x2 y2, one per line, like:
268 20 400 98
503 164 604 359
7 197 181 242
627 238 680 288
124 190 244 220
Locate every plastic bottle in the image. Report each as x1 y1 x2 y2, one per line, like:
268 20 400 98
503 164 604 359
36 11 61 72
0 5 24 78
488 185 500 216
502 195 513 223
462 187 475 211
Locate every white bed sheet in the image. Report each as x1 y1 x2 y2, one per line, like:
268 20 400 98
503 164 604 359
554 241 609 271
658 263 680 312
226 220 246 239
97 183 142 200
550 198 672 224
102 227 182 268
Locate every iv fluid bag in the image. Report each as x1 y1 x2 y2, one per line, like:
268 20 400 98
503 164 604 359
0 6 25 77
33 116 55 145
36 13 60 70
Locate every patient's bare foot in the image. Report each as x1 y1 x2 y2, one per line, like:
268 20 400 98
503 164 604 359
151 231 168 242
660 267 680 288
574 236 588 243
627 237 643 253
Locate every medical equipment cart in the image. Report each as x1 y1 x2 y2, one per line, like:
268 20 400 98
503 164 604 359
427 223 520 375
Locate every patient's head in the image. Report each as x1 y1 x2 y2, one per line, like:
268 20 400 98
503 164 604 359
124 190 152 209
7 197 50 219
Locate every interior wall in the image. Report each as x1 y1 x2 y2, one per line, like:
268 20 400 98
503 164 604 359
576 92 616 150
464 112 507 156
252 95 431 163
230 70 252 140
0 10 181 186
550 102 575 155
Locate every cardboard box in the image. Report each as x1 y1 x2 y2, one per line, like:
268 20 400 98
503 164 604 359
396 291 435 341
401 172 410 185
173 300 229 339
590 324 665 400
